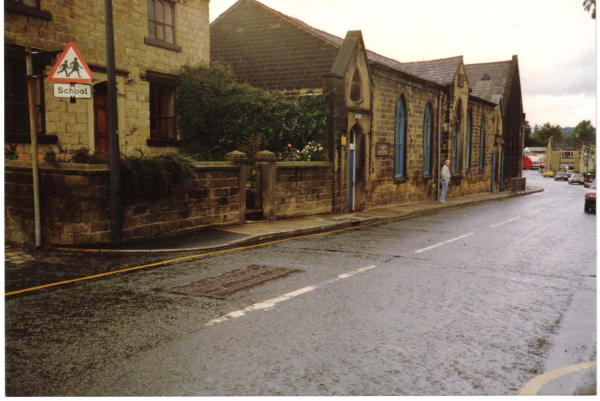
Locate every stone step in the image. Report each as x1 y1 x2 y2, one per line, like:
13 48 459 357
245 209 264 221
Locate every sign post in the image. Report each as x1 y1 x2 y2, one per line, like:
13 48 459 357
26 47 42 247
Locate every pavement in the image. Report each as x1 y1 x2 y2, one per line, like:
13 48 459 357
53 184 544 254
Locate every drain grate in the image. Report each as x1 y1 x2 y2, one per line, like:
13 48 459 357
167 264 303 299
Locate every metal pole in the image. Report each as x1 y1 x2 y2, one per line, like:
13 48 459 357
26 47 42 247
105 0 122 244
437 91 443 201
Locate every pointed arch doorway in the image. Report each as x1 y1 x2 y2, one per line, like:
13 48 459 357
348 122 365 211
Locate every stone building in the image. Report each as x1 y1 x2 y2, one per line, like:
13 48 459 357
211 0 523 212
546 137 594 173
465 57 525 187
4 0 210 158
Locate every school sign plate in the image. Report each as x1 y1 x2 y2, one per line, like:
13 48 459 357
53 83 92 99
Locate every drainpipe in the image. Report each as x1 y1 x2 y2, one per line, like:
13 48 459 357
437 91 443 201
26 47 42 247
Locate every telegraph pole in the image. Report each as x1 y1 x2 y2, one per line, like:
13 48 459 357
105 0 122 244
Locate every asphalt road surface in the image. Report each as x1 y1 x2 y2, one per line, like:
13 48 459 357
5 170 596 396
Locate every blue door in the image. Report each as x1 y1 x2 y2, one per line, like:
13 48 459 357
349 130 356 209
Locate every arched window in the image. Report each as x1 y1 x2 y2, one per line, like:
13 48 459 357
395 96 407 178
480 116 486 167
423 103 433 175
350 69 362 102
452 102 462 173
465 110 472 169
148 0 176 44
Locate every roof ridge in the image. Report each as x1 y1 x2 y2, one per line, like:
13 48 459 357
465 60 512 67
399 55 464 65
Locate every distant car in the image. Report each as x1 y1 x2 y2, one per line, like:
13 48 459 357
554 172 568 181
543 170 555 178
569 174 585 185
584 179 596 213
566 170 574 178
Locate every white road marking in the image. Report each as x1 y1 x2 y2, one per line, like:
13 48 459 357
206 265 376 326
550 201 564 207
528 208 546 215
565 197 578 201
489 216 521 228
414 233 475 254
519 361 597 395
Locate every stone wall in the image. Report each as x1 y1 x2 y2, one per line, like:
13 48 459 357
370 67 442 206
5 0 210 157
273 162 333 219
5 159 244 246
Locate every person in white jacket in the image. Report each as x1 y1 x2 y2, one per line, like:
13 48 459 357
440 160 451 203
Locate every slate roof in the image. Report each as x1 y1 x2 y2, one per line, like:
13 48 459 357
464 61 512 104
551 138 593 150
395 56 464 86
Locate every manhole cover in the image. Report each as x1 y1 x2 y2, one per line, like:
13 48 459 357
167 265 303 299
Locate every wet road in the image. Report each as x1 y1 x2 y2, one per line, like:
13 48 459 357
5 170 596 396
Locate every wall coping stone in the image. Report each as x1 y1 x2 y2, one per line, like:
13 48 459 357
276 162 333 169
5 160 110 175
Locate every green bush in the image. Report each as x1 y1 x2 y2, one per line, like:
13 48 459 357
71 147 109 164
176 62 329 161
120 152 196 196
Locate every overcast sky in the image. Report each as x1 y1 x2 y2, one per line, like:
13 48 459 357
209 0 597 129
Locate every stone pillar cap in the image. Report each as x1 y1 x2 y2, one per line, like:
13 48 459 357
255 150 276 162
224 150 248 164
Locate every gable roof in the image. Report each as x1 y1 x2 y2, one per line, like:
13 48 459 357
213 0 460 87
464 61 512 105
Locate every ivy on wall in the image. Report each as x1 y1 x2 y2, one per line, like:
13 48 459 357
176 62 329 161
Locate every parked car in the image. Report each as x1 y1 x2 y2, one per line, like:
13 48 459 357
584 174 596 187
584 179 596 213
554 172 568 181
566 170 574 178
569 174 585 185
543 170 555 178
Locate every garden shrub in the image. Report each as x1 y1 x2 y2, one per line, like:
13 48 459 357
176 62 329 161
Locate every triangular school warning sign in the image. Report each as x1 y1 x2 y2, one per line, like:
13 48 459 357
47 42 93 83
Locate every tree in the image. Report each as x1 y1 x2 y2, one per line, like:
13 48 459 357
584 0 596 19
535 122 563 144
573 120 596 140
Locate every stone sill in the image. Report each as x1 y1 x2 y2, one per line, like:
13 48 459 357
5 133 58 144
423 174 433 181
5 2 52 20
146 138 181 147
394 176 407 184
144 37 182 52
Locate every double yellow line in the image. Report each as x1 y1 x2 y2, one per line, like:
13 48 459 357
5 210 433 297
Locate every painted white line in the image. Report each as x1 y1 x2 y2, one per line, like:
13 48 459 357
565 197 578 202
528 208 546 215
490 216 521 228
550 201 564 207
206 265 376 326
414 233 475 254
519 361 596 395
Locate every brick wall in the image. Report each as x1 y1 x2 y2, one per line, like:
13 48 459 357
5 160 243 246
273 162 333 219
5 0 209 157
211 0 339 92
